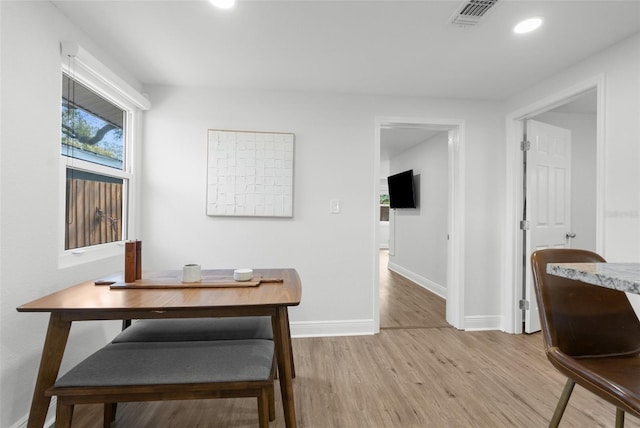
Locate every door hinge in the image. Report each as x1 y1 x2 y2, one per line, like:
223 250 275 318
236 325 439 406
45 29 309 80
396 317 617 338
521 140 531 151
519 220 530 230
519 299 530 310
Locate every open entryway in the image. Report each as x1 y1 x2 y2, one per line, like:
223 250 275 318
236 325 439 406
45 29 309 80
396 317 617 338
505 79 603 334
374 117 465 332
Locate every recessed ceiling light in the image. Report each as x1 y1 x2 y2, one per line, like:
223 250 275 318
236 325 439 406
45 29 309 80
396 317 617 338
514 17 543 34
209 0 236 9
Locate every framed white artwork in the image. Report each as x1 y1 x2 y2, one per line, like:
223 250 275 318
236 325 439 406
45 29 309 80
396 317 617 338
206 129 295 217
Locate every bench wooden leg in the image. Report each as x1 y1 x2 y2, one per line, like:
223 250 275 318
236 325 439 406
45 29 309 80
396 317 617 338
258 386 270 428
268 382 275 421
103 403 117 427
272 310 296 380
56 401 74 428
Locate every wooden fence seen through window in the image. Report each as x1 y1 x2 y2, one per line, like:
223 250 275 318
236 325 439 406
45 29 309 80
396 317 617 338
65 177 123 250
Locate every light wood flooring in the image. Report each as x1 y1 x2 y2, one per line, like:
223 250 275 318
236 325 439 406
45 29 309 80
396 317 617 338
68 251 639 427
379 250 449 330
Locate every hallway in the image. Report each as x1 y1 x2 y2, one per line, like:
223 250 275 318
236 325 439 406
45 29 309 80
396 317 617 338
379 250 450 330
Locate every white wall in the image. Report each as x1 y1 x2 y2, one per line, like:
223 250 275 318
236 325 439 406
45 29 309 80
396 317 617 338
0 3 143 427
388 132 448 296
141 86 506 332
534 111 597 251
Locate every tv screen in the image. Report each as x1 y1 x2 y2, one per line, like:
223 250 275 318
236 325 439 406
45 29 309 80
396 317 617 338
387 170 416 209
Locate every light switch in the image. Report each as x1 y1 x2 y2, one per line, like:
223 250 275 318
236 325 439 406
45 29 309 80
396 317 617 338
330 199 340 214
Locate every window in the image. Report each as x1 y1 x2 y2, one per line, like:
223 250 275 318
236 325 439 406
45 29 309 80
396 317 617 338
59 42 149 266
62 74 127 251
380 192 390 222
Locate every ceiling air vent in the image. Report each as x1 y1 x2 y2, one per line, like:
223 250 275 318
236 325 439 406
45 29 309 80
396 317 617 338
450 0 498 27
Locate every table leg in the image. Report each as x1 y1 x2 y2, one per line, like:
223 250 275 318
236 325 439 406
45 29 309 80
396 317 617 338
273 307 297 428
27 313 71 428
283 308 296 378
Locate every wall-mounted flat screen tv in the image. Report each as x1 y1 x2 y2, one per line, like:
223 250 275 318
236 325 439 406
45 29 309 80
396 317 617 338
387 169 416 209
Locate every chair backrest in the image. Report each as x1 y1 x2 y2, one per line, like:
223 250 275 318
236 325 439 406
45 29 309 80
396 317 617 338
531 248 640 357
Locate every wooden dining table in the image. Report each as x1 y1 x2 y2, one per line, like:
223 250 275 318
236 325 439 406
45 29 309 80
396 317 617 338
17 268 302 428
547 262 640 294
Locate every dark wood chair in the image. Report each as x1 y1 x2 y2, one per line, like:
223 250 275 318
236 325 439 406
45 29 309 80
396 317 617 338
531 248 640 427
46 339 275 428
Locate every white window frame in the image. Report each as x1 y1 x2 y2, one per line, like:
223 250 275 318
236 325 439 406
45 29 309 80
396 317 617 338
59 42 149 268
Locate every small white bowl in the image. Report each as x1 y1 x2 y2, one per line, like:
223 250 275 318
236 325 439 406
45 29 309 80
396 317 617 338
233 268 253 282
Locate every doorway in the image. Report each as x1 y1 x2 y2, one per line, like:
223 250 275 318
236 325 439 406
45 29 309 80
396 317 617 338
504 78 604 334
374 117 465 332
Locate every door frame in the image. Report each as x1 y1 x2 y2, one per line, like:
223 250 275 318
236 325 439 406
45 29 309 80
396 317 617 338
503 75 606 333
374 116 466 331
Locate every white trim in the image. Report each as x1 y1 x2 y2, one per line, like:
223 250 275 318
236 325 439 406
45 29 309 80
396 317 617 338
59 241 127 269
60 41 150 111
503 74 606 334
447 125 466 329
128 109 143 242
8 415 27 428
290 320 376 337
10 398 56 428
387 261 447 299
374 116 466 331
464 315 502 331
61 157 132 181
594 80 606 257
502 115 522 334
373 123 382 333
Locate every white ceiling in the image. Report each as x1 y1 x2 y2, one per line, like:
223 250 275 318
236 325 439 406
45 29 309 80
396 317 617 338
380 127 445 162
51 0 640 101
50 1 638 162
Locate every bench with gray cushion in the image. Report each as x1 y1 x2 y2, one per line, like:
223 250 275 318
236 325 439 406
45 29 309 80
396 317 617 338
46 339 275 428
113 316 295 378
113 317 273 342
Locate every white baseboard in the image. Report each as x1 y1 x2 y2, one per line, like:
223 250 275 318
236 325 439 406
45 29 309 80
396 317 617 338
10 398 56 428
290 319 376 337
8 415 27 428
463 315 502 331
387 261 446 299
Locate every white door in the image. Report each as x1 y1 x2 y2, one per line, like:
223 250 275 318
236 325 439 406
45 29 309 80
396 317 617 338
524 120 573 333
